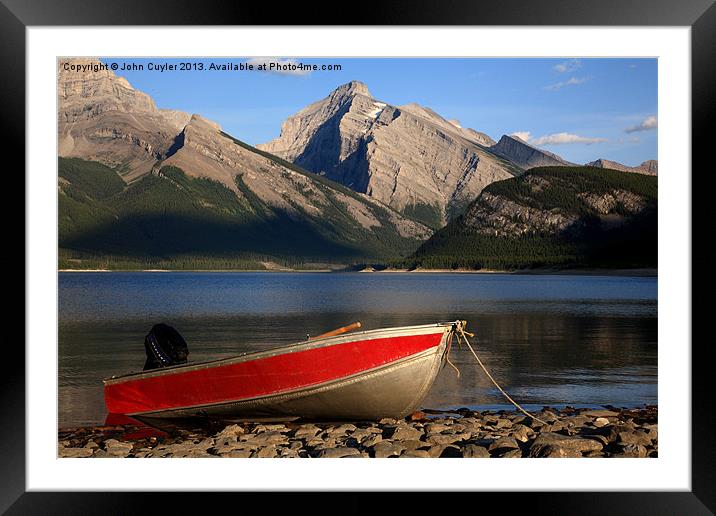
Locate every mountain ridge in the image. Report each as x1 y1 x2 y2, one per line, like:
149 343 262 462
259 83 520 227
585 158 658 175
57 59 432 267
398 166 657 270
490 134 576 169
57 62 658 270
259 81 656 228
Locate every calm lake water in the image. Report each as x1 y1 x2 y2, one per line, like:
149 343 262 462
58 272 657 428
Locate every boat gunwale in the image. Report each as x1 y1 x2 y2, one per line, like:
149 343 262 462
103 321 458 385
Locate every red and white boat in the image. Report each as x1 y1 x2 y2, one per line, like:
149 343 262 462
104 321 460 422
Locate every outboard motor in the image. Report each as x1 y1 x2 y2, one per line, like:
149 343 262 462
143 323 189 371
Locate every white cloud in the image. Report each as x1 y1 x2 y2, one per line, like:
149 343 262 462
553 59 581 73
244 57 311 76
625 115 658 133
510 131 532 142
544 76 589 91
530 132 607 145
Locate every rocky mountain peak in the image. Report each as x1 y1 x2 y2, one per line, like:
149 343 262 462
639 160 658 175
58 58 157 120
58 57 191 181
186 113 222 132
585 158 658 175
260 87 516 227
491 134 574 169
333 80 372 99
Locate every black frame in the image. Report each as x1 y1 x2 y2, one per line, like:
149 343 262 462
5 0 712 513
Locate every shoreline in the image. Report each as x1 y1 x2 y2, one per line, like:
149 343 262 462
58 405 657 458
58 267 657 277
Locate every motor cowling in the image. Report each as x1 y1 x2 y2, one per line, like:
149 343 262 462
143 323 189 371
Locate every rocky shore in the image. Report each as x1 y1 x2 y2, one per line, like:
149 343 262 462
58 406 657 459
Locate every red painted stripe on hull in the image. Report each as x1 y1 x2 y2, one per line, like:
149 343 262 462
104 332 444 415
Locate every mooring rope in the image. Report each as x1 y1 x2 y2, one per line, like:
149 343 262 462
444 334 462 378
453 321 549 426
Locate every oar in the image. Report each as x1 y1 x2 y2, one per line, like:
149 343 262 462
310 322 362 340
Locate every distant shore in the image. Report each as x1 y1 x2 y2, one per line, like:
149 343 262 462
58 405 658 458
59 267 657 277
369 267 657 277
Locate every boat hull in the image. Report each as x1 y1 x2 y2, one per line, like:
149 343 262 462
104 323 454 421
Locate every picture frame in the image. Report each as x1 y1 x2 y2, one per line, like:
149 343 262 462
7 0 711 511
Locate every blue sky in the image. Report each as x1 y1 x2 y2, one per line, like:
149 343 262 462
102 57 657 167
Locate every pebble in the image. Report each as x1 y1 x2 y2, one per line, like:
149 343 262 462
593 417 610 427
293 425 321 439
488 436 519 451
103 439 133 457
510 424 532 442
371 441 405 458
59 447 94 458
56 406 657 459
402 450 431 458
243 431 288 447
529 432 603 458
617 430 652 447
253 424 288 433
362 434 382 447
462 445 490 458
252 446 278 458
216 424 245 438
316 447 361 458
387 425 423 441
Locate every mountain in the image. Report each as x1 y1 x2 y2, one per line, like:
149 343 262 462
58 60 431 268
259 81 520 228
399 166 657 270
59 58 192 182
490 134 575 169
586 159 658 175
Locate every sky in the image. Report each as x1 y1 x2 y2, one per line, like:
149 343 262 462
101 57 657 167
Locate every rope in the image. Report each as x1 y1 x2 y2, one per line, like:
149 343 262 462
444 337 461 378
453 321 548 426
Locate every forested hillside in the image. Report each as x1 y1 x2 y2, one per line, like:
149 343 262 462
395 167 657 270
58 157 429 270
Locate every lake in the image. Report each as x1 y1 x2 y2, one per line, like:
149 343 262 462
58 272 657 428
